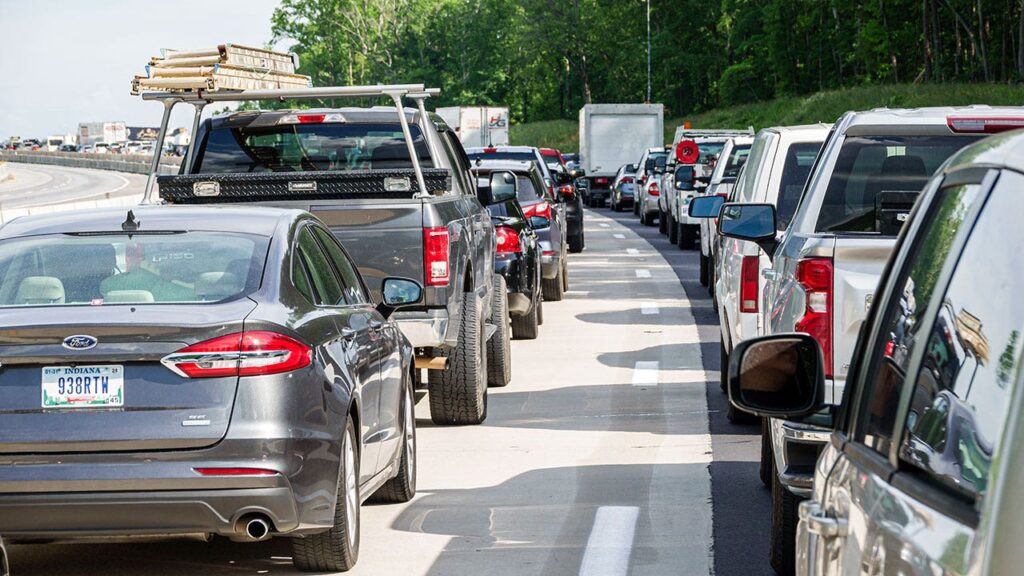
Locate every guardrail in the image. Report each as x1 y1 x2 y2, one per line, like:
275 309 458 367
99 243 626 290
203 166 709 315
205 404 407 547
0 150 182 175
0 192 143 225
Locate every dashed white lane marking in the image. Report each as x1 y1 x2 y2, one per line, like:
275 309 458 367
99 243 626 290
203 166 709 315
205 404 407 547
613 233 625 239
600 223 610 228
641 302 659 315
578 506 640 576
635 269 651 278
631 361 660 386
626 248 639 255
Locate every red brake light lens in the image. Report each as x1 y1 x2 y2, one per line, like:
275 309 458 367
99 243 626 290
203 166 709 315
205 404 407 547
740 256 759 313
495 226 522 254
794 258 833 378
483 147 498 153
423 227 450 286
947 116 1024 133
162 331 312 378
595 177 608 185
648 182 660 196
522 201 553 222
558 184 574 197
623 177 635 184
297 114 326 124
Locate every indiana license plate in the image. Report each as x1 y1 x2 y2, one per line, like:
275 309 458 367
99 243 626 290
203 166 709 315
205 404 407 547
41 365 124 408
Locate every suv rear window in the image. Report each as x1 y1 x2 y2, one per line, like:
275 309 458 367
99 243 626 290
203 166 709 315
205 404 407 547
0 232 268 307
776 141 823 229
816 135 980 234
195 122 433 173
722 144 751 179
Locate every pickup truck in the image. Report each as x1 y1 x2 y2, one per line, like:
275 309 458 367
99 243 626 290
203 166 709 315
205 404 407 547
146 84 508 425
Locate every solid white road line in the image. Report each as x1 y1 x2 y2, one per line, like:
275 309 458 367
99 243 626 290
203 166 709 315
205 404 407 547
600 223 610 228
641 302 659 315
635 269 651 278
613 233 625 239
578 506 640 576
631 361 659 386
626 248 639 255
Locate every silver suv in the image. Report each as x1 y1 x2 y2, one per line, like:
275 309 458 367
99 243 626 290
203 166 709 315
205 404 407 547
726 127 1024 576
719 106 1024 574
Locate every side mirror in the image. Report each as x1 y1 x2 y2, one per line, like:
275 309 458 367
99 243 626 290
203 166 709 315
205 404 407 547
377 277 424 320
719 202 779 254
688 195 725 218
727 334 826 419
674 165 695 190
644 159 656 171
479 171 518 205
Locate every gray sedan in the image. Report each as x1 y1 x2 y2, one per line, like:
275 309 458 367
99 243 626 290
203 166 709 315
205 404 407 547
0 205 421 573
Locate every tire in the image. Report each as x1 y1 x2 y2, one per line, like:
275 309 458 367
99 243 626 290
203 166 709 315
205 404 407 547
486 275 512 387
542 267 564 301
668 214 679 244
371 378 417 502
537 294 544 325
568 232 584 253
511 298 539 340
428 295 487 425
720 336 728 392
633 202 640 216
292 417 359 572
612 200 621 212
680 225 697 249
676 223 687 248
770 473 804 576
699 253 709 286
561 258 569 292
710 259 719 307
760 418 774 488
658 209 668 234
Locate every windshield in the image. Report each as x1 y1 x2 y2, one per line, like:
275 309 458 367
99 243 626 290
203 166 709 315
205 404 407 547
195 122 433 174
816 135 981 234
0 232 268 307
722 144 751 178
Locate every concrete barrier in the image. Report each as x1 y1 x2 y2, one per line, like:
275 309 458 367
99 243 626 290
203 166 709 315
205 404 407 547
0 150 182 175
0 193 145 224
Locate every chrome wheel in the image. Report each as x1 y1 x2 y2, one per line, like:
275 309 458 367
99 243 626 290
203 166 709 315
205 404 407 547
404 385 416 487
343 430 358 550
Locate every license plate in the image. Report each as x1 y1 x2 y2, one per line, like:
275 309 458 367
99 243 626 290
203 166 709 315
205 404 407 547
41 365 124 409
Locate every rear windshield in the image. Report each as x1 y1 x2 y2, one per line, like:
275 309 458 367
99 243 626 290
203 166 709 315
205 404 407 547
0 232 268 307
468 151 536 164
697 142 725 164
722 144 751 178
816 135 981 233
776 141 823 229
515 175 544 201
195 122 433 173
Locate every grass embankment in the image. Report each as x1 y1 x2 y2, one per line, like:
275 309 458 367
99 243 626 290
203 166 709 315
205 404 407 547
510 83 1024 150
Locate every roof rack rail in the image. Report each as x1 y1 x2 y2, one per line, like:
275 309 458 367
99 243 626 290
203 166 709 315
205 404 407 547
139 84 441 203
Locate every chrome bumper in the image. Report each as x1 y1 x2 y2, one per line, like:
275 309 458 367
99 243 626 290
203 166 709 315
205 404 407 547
395 309 451 348
770 418 831 498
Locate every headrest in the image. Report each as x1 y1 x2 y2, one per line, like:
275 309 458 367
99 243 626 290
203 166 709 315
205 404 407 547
16 276 65 305
195 272 243 301
104 290 155 304
881 155 926 177
370 142 432 166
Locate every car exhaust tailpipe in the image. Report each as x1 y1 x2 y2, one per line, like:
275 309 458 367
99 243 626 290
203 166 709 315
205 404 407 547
233 514 272 542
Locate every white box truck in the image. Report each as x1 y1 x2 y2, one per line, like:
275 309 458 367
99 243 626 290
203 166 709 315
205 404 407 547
78 122 128 147
436 106 509 147
578 103 663 206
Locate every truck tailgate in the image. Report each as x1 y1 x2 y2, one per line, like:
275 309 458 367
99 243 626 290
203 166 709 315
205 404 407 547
832 237 896 380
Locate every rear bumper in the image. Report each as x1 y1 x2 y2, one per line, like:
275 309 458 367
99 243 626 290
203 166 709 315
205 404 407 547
395 308 451 348
494 256 534 316
0 486 301 538
641 195 660 216
769 417 831 498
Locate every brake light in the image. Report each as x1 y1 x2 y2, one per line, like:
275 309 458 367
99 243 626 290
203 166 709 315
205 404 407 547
947 116 1024 133
483 147 498 153
162 331 312 378
623 177 634 184
740 256 759 313
495 226 522 254
639 175 647 184
595 177 608 185
279 113 345 124
522 201 553 221
194 467 278 476
423 227 450 286
648 182 660 196
557 184 574 197
794 258 833 378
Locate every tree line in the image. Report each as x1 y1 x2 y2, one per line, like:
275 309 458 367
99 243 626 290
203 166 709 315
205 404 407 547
270 0 1024 122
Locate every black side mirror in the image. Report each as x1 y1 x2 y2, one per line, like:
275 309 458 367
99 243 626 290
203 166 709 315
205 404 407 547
719 203 779 255
674 165 695 190
727 333 826 419
478 171 518 205
377 277 424 320
688 195 725 218
644 159 656 171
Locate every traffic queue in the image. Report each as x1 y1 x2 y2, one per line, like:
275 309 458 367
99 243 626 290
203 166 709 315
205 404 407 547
592 107 1024 576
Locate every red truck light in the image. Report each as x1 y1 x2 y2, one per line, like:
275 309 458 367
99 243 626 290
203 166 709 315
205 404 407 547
794 257 833 378
495 226 522 254
740 256 759 313
423 227 451 286
947 116 1024 133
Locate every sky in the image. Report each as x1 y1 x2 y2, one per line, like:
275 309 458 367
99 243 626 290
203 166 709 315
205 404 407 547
0 0 286 139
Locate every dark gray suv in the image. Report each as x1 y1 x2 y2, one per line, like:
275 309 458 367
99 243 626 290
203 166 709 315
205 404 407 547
0 205 421 573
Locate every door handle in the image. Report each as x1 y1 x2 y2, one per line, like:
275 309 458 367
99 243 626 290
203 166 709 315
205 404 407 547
800 501 848 538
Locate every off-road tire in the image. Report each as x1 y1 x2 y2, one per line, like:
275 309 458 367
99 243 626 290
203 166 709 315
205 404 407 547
512 296 539 340
760 418 774 488
371 379 417 502
428 295 487 425
658 209 668 234
699 253 709 286
568 232 584 253
669 214 679 244
292 417 359 572
542 267 564 301
486 275 512 387
770 473 804 576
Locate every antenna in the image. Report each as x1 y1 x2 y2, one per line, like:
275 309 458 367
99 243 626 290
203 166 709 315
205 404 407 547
121 210 141 233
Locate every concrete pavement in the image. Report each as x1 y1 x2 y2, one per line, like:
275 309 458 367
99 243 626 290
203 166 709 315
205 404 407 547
0 164 145 220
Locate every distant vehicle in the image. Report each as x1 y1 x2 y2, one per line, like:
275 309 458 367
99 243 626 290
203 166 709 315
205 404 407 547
539 148 585 253
436 106 509 147
578 103 663 207
45 136 65 152
78 121 127 147
59 144 78 153
634 147 668 224
610 163 638 212
727 128 1024 576
92 142 109 154
0 205 422 573
697 136 753 293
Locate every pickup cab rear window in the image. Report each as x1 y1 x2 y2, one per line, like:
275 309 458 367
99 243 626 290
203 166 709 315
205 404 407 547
194 122 433 174
816 135 981 234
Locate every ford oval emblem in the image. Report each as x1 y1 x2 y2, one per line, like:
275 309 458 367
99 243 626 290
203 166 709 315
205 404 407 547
63 335 98 350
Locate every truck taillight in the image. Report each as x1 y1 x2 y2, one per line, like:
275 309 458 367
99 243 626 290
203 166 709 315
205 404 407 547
595 177 608 185
423 227 451 286
623 177 634 184
740 256 759 313
161 331 312 378
279 113 345 124
795 257 833 378
648 182 660 196
495 226 522 254
946 116 1024 133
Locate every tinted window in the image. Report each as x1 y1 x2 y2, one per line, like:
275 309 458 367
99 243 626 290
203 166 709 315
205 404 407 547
816 135 980 234
196 122 433 173
516 175 542 201
291 253 315 303
467 151 535 163
735 133 771 202
722 144 751 178
776 141 824 229
438 131 471 195
696 141 725 164
296 227 344 306
855 183 980 454
899 175 1022 501
312 227 369 305
0 232 266 306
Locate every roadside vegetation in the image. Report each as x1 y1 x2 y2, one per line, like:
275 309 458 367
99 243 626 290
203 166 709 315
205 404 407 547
511 83 1024 150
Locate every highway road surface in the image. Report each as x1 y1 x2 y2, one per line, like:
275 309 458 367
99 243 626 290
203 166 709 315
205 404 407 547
5 206 773 576
0 163 145 213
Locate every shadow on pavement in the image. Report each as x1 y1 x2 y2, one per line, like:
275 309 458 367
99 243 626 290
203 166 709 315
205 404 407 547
576 308 719 327
597 344 704 371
